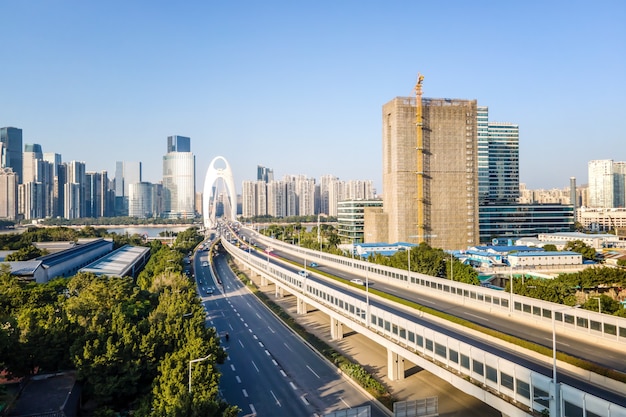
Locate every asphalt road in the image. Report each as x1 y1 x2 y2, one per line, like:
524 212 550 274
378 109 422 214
196 248 391 417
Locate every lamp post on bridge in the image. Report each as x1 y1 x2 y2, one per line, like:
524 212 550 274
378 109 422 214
189 354 213 394
551 305 580 417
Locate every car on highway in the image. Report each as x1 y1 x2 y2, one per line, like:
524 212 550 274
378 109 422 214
309 262 319 267
206 287 214 294
350 279 364 285
298 270 309 277
202 261 209 267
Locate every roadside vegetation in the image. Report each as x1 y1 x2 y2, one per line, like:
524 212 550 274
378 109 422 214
0 227 237 416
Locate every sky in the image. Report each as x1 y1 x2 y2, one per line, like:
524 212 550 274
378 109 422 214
1 1 624 194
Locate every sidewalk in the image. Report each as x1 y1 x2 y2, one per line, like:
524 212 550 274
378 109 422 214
245 271 501 417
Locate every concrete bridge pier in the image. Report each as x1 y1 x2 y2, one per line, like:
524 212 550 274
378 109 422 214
275 285 284 298
260 275 268 286
387 349 406 381
296 297 309 314
330 317 344 340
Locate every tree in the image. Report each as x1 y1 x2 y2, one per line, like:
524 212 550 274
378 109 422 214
542 244 557 252
563 240 596 261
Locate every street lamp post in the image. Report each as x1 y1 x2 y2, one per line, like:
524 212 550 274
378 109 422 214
189 354 213 394
551 305 580 417
592 296 601 314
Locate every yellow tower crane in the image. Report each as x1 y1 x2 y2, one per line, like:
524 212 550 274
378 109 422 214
414 73 426 244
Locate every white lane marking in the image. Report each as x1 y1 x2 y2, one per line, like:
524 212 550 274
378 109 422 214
258 342 264 348
242 389 248 397
244 322 248 327
253 334 258 340
248 328 253 333
307 365 320 379
238 340 244 348
230 364 236 371
236 376 241 383
255 313 261 319
283 342 293 352
268 325 275 333
251 360 259 373
265 350 271 356
270 390 281 406
249 404 256 415
340 397 350 408
300 394 309 405
289 382 297 390
272 359 278 366
228 323 234 330
466 313 489 321
240 317 244 322
280 370 287 377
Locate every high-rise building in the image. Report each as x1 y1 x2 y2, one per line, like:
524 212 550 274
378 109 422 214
115 161 142 216
372 96 479 250
86 171 112 218
257 165 274 183
0 168 18 220
163 136 195 218
588 159 625 208
43 153 62 217
167 135 191 153
0 127 23 183
479 112 519 204
63 161 86 219
128 182 154 218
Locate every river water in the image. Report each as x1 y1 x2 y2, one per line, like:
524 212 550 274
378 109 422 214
105 226 192 237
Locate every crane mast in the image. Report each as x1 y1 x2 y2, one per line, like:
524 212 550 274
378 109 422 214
415 74 425 244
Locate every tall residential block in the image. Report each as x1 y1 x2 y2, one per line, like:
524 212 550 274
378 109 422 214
257 165 274 183
0 127 23 183
375 96 479 250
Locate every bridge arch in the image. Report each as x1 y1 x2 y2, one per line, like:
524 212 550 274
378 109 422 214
203 156 237 229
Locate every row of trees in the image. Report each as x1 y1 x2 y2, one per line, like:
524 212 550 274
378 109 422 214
0 227 238 416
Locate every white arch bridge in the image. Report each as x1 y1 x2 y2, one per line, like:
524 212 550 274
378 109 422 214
202 156 237 230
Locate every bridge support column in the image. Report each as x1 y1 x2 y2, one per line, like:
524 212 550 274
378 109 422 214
387 349 405 381
296 297 309 314
260 276 268 286
275 285 284 298
330 317 344 340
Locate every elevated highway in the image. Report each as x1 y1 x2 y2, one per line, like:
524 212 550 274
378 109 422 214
222 230 626 417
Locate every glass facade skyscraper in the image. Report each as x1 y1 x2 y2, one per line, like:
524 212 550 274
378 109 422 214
477 107 519 204
1 127 23 183
163 136 195 218
167 135 191 153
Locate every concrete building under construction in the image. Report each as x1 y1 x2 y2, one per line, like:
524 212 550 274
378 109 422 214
367 93 479 250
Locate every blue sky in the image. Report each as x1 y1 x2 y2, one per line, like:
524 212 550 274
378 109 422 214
2 1 624 194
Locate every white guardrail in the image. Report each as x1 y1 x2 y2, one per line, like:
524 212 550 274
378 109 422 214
248 230 626 349
223 237 626 417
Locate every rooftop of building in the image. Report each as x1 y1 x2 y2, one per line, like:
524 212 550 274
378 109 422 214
6 371 78 417
80 244 150 277
508 251 581 257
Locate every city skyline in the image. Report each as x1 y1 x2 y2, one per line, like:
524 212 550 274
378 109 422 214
1 1 624 193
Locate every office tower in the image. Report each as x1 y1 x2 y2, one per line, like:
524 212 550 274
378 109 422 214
163 136 195 218
375 96 479 250
128 182 154 218
86 171 111 218
477 107 519 204
22 143 43 184
63 161 86 219
0 127 23 183
0 168 18 220
588 159 624 208
570 177 577 215
257 165 274 183
18 181 44 220
43 153 62 217
115 161 142 216
167 135 191 153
